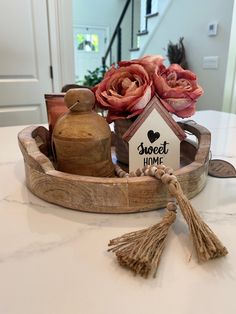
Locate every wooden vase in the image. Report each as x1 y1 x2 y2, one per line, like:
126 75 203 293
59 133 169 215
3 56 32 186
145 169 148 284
52 88 115 177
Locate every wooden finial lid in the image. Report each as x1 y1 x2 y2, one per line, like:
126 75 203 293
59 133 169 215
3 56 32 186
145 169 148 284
64 88 95 112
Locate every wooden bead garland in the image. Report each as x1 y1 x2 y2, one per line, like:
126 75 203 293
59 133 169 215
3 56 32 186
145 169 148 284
108 164 228 278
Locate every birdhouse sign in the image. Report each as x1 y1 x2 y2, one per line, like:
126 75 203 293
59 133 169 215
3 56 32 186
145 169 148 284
123 96 186 172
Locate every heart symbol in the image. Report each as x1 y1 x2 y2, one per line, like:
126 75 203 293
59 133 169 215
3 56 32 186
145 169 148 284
147 130 160 143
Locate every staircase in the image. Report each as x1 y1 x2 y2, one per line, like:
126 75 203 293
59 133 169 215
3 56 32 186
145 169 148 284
130 0 172 59
102 0 172 68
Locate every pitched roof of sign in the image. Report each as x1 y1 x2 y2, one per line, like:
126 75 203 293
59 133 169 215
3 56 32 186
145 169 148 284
123 95 186 142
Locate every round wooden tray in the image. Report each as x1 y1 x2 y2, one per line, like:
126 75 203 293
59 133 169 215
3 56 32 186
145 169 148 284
18 121 211 213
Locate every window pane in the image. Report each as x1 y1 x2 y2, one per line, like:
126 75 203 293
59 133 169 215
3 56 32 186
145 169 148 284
76 33 99 52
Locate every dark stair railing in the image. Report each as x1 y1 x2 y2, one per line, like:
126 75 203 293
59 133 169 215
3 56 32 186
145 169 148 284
102 0 135 72
101 0 159 73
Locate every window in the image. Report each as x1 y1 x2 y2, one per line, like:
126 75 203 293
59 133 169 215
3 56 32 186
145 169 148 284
76 33 99 52
146 0 152 15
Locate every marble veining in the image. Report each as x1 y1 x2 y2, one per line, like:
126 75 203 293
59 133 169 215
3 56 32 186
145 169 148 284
0 230 82 264
1 111 236 314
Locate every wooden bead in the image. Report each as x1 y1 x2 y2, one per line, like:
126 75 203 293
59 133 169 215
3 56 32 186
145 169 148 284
144 169 150 176
154 169 165 179
135 168 143 176
156 165 166 170
166 202 177 212
164 166 174 175
161 173 172 185
149 166 157 177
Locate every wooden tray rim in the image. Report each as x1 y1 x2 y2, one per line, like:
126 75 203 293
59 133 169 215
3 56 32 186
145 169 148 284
18 121 211 183
17 120 211 213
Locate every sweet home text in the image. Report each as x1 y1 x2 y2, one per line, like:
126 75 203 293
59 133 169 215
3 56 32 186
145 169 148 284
137 140 170 166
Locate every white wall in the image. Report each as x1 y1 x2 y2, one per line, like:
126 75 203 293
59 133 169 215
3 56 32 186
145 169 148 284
141 0 234 112
73 0 124 28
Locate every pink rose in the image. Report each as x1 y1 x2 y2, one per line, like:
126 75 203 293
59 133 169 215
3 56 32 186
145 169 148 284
119 55 165 77
154 64 203 118
94 63 153 122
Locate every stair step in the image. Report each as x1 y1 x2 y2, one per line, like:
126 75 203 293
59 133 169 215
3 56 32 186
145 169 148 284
129 47 140 52
146 12 159 19
137 30 148 36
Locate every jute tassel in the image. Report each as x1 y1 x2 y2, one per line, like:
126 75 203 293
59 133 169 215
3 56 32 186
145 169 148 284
167 178 228 262
109 164 228 277
108 202 177 278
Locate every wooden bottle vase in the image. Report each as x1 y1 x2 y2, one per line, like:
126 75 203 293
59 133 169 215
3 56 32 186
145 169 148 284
52 88 114 177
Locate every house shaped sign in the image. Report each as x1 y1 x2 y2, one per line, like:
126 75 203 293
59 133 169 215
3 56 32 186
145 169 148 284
123 96 186 172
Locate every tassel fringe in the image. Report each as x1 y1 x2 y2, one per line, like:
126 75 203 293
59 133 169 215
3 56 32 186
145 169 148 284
108 202 177 278
172 183 228 261
110 164 228 278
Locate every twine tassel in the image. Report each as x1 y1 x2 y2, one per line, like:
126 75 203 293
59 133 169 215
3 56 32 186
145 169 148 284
111 164 228 279
108 203 176 278
166 175 228 262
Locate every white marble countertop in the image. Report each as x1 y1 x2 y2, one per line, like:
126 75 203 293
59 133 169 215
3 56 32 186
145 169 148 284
0 110 236 314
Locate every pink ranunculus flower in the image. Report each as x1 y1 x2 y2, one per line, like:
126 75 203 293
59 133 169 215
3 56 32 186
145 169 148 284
119 54 165 77
153 64 203 118
94 63 153 123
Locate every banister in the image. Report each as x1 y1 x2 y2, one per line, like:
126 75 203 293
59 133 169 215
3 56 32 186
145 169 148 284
102 0 131 70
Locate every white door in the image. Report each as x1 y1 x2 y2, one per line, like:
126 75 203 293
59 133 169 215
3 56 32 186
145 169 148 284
73 26 107 84
0 0 53 126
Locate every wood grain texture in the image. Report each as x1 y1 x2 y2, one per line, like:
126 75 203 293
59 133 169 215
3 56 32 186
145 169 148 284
18 120 211 213
123 95 186 142
52 89 115 177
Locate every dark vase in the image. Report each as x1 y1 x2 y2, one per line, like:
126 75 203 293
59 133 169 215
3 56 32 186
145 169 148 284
113 119 133 165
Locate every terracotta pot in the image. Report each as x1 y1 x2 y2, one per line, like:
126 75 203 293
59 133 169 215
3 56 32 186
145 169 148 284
45 93 68 136
113 119 133 165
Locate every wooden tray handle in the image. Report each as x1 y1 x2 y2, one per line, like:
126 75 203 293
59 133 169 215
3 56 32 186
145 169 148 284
178 120 211 165
18 126 55 173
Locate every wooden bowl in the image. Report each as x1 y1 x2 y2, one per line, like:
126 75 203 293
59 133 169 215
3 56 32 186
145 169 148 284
18 121 211 213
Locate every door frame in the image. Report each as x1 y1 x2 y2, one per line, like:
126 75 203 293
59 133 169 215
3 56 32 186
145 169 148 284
73 24 109 82
222 0 236 113
47 0 75 92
